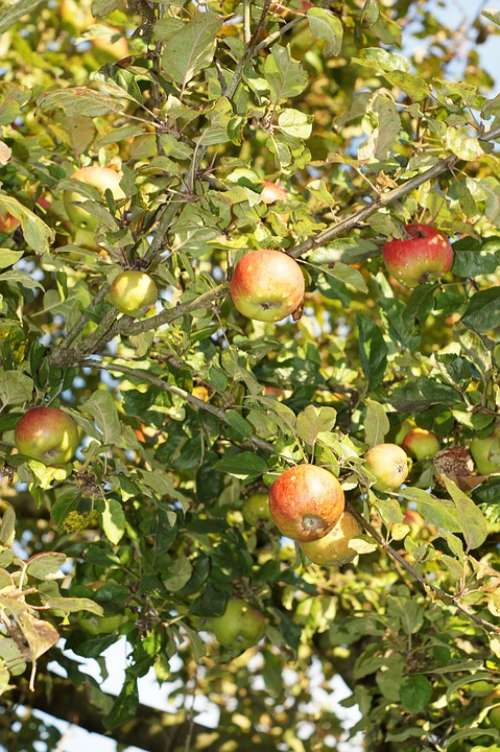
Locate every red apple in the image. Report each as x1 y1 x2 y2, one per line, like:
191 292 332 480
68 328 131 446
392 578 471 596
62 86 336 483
365 443 409 491
300 511 361 566
230 249 305 322
15 407 79 465
269 464 345 542
209 598 266 649
64 166 126 233
108 271 158 316
382 224 453 287
402 427 440 461
261 181 287 204
0 213 20 234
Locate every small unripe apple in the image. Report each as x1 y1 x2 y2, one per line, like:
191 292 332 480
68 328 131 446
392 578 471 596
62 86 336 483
0 213 20 234
365 443 409 491
242 493 271 525
269 464 345 542
15 407 79 465
300 511 361 566
470 427 500 475
108 271 158 316
260 181 287 204
383 224 453 287
209 598 266 649
402 428 440 461
64 166 126 232
230 249 305 322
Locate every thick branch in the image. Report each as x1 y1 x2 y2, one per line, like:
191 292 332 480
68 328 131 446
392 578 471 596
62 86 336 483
6 674 274 752
346 502 500 635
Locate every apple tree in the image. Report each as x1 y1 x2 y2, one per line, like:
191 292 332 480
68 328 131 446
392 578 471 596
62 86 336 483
0 1 499 750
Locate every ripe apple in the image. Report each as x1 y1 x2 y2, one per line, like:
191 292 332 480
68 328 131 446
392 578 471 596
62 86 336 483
470 427 500 475
242 493 271 525
300 511 361 566
382 224 453 287
108 271 158 316
269 464 345 542
15 407 79 465
402 427 440 461
93 27 129 60
209 598 266 649
365 443 409 491
260 181 287 204
64 166 126 232
229 249 305 322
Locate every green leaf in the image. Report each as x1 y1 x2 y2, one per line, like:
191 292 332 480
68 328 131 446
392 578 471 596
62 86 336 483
399 488 461 533
104 676 139 729
277 109 312 139
0 507 15 547
357 315 387 390
263 46 308 104
461 286 500 334
481 8 500 27
400 675 432 713
443 478 488 550
214 451 267 479
160 11 222 87
38 87 127 117
354 47 410 73
390 378 463 411
307 8 343 57
446 127 484 161
0 637 26 676
0 0 46 33
42 596 103 616
364 400 389 447
164 557 193 592
0 269 43 289
82 390 121 444
296 405 337 447
26 552 66 579
0 194 53 253
323 261 368 293
0 371 33 406
0 249 23 269
102 498 126 545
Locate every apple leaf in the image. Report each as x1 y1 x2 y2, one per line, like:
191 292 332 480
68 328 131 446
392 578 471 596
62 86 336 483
307 8 343 57
443 478 488 551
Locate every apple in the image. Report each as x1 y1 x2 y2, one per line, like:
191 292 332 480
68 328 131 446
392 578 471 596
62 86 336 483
78 612 130 636
64 166 126 232
470 427 500 475
382 224 453 287
365 443 409 491
260 181 287 204
300 511 361 566
0 213 20 234
15 407 79 465
229 249 305 322
108 271 158 316
242 493 271 525
269 464 345 542
402 427 440 461
93 27 129 60
209 598 266 649
61 0 129 59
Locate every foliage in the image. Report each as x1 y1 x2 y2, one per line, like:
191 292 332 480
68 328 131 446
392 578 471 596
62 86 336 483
0 0 498 750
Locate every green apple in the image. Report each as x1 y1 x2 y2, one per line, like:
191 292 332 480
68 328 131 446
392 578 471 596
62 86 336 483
108 271 158 316
300 511 361 566
15 406 79 465
470 428 500 475
365 443 409 491
242 493 271 525
64 165 126 233
402 427 440 461
209 598 266 649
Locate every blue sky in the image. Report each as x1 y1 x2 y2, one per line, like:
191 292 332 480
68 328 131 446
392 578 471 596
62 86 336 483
8 1 500 750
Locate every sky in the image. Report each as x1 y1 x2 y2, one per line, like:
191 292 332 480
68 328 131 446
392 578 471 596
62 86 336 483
8 1 500 750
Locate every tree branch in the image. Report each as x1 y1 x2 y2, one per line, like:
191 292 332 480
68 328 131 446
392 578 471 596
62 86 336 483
346 502 500 635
